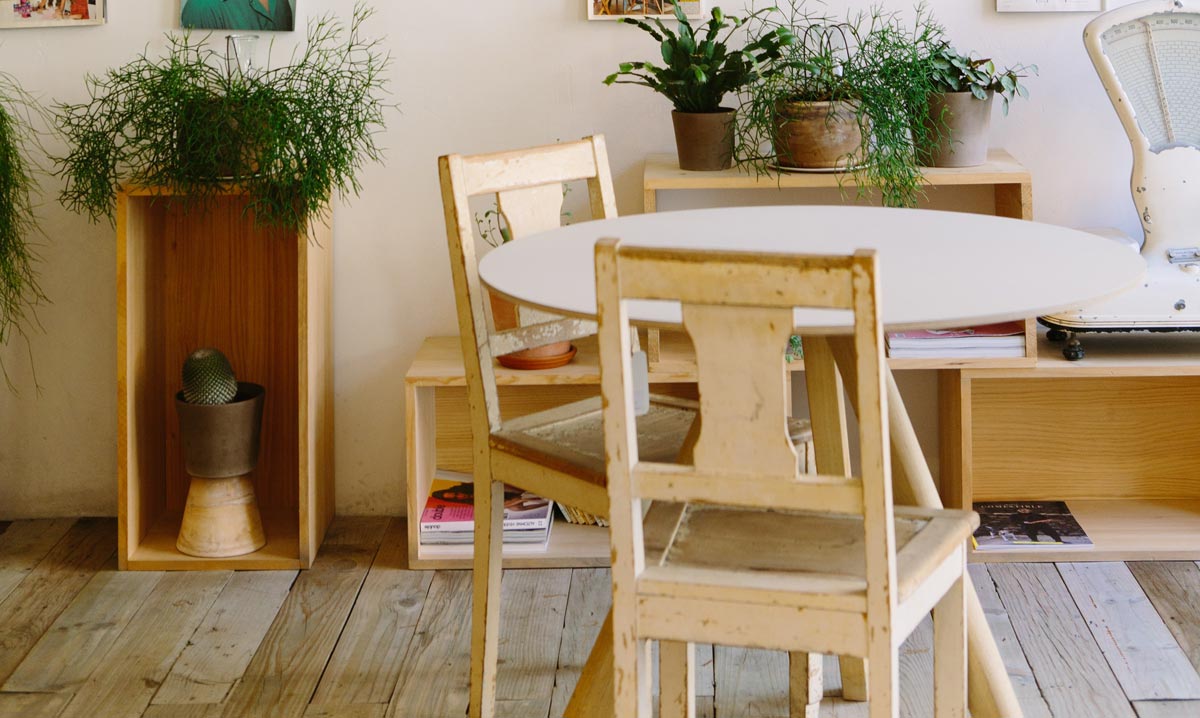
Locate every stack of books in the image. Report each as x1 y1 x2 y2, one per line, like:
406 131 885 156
419 472 554 552
886 321 1025 359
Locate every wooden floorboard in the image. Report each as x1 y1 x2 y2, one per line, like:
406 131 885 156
1059 562 1200 701
219 517 389 718
3 521 1200 717
310 518 431 708
0 517 115 685
990 563 1137 718
1129 562 1200 675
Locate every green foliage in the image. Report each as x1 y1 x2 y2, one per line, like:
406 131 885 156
0 70 50 387
927 43 1036 116
55 3 393 233
604 4 795 113
182 348 238 405
735 2 946 208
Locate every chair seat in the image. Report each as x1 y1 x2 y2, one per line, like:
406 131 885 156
492 395 813 486
639 503 978 611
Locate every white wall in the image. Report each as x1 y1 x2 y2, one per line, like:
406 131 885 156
0 0 1144 517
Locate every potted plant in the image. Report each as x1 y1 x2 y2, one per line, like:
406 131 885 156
605 4 794 171
174 348 267 558
921 43 1036 168
735 3 945 208
0 70 50 388
53 3 391 234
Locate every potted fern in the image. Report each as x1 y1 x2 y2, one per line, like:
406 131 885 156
0 70 49 388
605 4 793 171
921 43 1036 167
54 3 391 233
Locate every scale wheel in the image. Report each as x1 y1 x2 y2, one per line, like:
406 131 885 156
1047 328 1068 342
1063 339 1085 361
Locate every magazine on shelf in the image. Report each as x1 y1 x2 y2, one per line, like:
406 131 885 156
887 321 1025 358
420 473 553 541
971 501 1093 551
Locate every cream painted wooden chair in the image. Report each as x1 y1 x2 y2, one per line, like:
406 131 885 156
595 240 980 718
440 136 707 718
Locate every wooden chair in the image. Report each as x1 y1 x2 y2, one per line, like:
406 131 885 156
595 240 980 718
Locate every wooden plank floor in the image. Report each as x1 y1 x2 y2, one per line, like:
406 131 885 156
2 517 1200 717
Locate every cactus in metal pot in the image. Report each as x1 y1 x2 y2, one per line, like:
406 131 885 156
182 348 238 404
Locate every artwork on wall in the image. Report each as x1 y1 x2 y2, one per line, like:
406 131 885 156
588 0 703 21
997 0 1102 11
2 0 104 28
181 0 295 31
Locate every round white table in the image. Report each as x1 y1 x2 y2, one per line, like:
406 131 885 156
478 205 1145 718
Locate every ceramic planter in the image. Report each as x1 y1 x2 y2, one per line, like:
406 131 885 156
921 91 994 168
772 99 864 170
671 108 735 171
174 382 266 557
488 292 574 369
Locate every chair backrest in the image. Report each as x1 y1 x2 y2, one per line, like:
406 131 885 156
1086 0 1200 255
439 136 618 441
595 240 897 608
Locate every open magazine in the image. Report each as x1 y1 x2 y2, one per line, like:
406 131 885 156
972 501 1093 551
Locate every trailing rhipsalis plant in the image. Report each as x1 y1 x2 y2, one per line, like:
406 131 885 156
0 70 50 387
54 3 393 233
182 348 238 405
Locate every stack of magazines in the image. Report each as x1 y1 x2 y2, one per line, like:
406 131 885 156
420 473 554 551
886 321 1025 359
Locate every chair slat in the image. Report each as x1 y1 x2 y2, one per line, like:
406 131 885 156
461 141 600 196
633 464 865 515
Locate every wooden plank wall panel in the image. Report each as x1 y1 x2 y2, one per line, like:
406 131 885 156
1128 562 1200 674
989 563 1136 718
152 570 297 705
0 518 115 684
386 570 473 718
1059 563 1200 701
971 378 1200 500
311 518 432 708
219 517 387 718
967 565 1052 718
57 571 232 718
550 569 610 718
0 518 74 604
2 568 162 693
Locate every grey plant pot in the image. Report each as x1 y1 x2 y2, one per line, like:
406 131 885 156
175 382 265 479
922 91 994 168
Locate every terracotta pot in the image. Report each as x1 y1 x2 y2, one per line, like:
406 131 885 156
671 109 735 171
487 292 572 367
772 99 865 169
176 475 266 558
175 382 265 478
920 91 993 168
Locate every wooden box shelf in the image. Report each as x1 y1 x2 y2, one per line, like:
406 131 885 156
117 189 334 571
940 331 1200 562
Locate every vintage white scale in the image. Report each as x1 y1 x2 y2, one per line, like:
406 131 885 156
1041 0 1200 359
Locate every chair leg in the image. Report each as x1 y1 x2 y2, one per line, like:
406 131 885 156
789 651 822 718
934 561 968 718
659 641 695 718
840 656 869 701
468 480 505 718
867 634 898 718
614 632 654 718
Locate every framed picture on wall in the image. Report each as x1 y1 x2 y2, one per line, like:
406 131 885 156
589 0 703 21
181 0 295 31
997 0 1102 11
2 0 105 28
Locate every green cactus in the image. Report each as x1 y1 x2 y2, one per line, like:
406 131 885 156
182 348 238 405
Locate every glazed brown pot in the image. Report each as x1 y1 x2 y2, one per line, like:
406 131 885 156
671 108 735 171
920 91 993 168
488 292 572 366
175 382 265 479
772 99 865 169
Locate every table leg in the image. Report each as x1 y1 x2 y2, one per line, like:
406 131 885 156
826 337 1023 718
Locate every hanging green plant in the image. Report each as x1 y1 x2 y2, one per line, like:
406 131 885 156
0 69 50 386
54 3 393 233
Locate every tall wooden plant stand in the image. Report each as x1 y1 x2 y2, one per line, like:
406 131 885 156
117 188 334 570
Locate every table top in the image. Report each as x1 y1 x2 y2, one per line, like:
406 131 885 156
478 205 1145 332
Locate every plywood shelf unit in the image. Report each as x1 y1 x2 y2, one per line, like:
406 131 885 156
117 188 334 571
642 148 1038 368
939 331 1200 563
